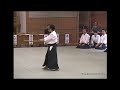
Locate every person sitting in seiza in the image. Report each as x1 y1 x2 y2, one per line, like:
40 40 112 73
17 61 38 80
90 30 101 48
95 29 107 50
91 21 101 33
76 29 90 49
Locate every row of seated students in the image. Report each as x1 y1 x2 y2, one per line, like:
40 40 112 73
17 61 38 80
76 28 107 51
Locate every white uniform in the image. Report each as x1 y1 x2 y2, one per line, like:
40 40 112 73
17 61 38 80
100 34 107 45
91 34 100 44
43 30 59 70
44 31 57 44
80 33 90 44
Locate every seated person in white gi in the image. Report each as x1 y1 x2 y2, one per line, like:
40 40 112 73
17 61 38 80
95 29 107 50
76 29 90 49
90 30 100 48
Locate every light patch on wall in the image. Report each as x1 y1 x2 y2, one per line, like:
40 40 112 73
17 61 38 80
29 11 78 18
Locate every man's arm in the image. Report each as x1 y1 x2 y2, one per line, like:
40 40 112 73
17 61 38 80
40 34 54 42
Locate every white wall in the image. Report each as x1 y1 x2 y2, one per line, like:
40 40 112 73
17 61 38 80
19 11 26 33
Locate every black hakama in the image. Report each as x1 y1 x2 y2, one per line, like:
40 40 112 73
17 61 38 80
42 43 59 70
95 44 107 50
76 43 90 49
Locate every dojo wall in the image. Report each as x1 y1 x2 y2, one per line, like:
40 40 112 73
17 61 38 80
14 11 107 46
91 11 107 30
26 11 79 45
79 11 107 32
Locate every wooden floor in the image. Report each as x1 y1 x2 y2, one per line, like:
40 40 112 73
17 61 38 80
14 46 107 79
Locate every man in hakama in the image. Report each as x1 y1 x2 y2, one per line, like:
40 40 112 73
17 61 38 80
40 24 59 71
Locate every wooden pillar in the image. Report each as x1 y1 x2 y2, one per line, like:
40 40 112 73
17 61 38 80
14 11 20 34
19 11 26 33
76 11 79 44
26 11 29 34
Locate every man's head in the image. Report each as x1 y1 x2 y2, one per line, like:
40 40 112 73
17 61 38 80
101 29 106 35
48 24 55 32
82 29 87 34
93 30 98 35
94 22 97 26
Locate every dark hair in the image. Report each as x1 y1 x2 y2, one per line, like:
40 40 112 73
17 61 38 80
102 28 106 32
49 24 55 31
83 28 86 30
93 30 97 33
47 24 50 26
82 28 87 32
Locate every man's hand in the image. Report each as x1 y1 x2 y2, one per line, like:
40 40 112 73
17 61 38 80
95 44 98 48
95 43 100 48
39 39 44 41
81 43 85 46
99 44 102 48
81 41 84 43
